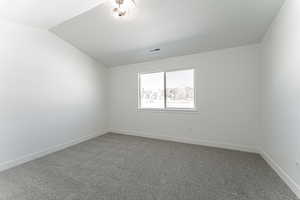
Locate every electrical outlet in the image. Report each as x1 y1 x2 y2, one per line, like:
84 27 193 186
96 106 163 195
187 128 193 133
296 161 300 169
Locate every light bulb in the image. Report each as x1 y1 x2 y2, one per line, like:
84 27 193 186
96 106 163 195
112 0 136 18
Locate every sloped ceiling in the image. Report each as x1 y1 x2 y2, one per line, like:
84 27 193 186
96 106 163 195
0 0 285 67
51 0 285 67
0 0 105 29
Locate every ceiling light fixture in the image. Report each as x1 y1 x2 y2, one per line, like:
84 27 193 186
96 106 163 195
112 0 136 18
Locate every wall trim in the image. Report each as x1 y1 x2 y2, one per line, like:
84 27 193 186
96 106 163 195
259 149 300 199
0 130 108 172
109 129 258 153
110 129 300 198
1 128 299 198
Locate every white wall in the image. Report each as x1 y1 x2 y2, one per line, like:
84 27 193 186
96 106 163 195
108 44 261 152
0 2 298 196
261 0 300 196
0 19 108 170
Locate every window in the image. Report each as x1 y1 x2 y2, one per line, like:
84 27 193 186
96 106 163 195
139 69 195 110
139 72 165 109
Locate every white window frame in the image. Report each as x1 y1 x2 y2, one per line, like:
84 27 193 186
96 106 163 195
138 68 197 112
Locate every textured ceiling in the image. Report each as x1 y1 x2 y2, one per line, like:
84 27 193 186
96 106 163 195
51 0 285 67
0 0 285 67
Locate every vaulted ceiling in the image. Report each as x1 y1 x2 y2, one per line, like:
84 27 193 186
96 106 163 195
0 0 285 67
0 0 105 28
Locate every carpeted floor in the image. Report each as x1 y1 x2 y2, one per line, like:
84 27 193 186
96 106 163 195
0 133 298 200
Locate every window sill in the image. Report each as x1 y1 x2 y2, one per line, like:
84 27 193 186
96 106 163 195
137 108 199 114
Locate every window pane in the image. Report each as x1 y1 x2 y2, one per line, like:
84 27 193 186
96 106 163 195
166 69 195 109
139 72 164 109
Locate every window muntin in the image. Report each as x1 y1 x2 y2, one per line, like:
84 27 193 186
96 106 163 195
139 69 195 110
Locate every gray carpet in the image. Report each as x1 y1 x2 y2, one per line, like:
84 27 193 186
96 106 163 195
0 133 298 200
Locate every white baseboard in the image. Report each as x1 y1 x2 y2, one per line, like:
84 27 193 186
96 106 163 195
0 130 108 172
259 149 300 199
109 129 300 198
109 129 258 153
1 128 299 199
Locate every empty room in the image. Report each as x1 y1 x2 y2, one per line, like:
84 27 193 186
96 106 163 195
0 0 299 199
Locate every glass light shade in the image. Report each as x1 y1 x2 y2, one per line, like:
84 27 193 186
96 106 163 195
112 0 136 18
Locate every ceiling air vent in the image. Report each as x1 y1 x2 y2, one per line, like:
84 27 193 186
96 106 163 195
149 48 161 53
